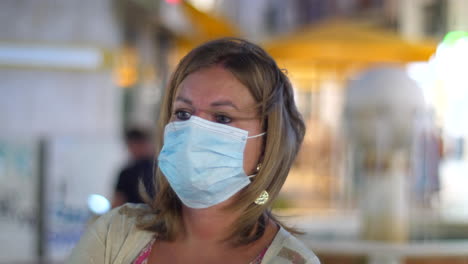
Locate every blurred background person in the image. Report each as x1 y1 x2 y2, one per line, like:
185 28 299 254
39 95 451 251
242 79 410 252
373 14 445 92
112 128 155 208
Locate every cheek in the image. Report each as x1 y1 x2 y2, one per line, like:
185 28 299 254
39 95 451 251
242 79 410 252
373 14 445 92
243 138 264 174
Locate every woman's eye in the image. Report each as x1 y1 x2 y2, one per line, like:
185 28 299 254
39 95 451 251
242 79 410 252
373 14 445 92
215 114 232 124
175 110 191 120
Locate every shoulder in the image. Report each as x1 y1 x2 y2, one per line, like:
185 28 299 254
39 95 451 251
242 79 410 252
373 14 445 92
99 203 147 227
264 227 321 264
95 203 154 242
67 203 154 263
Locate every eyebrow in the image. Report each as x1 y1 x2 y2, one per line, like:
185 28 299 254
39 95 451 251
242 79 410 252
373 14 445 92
175 96 239 110
175 96 192 105
211 100 239 110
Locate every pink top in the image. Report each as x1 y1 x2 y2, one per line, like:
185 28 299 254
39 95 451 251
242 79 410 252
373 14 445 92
133 238 155 264
133 238 269 264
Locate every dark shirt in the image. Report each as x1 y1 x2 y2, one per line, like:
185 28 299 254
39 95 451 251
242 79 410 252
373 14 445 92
115 158 154 203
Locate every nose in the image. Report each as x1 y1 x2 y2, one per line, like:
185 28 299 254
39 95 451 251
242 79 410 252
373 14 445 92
192 109 214 122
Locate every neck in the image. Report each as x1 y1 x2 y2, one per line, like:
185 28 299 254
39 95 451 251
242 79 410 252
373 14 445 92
180 202 242 246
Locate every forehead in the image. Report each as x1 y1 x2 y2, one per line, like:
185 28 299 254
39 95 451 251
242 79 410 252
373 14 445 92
174 66 256 109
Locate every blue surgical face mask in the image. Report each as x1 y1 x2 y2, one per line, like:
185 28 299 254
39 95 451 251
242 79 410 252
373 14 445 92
157 116 265 208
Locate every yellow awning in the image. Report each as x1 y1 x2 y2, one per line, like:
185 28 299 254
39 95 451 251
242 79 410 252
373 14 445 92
264 18 437 66
180 1 238 41
173 1 239 59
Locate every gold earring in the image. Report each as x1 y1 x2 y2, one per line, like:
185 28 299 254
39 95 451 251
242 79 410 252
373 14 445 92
254 190 269 205
256 163 262 172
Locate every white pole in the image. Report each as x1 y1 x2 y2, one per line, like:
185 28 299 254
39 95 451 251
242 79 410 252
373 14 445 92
398 0 424 41
447 0 468 31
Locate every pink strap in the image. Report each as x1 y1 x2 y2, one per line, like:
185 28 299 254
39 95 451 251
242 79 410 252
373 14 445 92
133 238 155 264
251 246 269 264
133 238 268 264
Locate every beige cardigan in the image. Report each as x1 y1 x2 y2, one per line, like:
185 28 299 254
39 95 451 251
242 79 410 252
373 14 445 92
67 204 320 264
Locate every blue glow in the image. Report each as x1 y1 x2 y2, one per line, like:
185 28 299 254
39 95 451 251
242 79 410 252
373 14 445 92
87 194 111 215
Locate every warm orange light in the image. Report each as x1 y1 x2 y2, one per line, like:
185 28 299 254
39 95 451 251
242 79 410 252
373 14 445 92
114 47 138 88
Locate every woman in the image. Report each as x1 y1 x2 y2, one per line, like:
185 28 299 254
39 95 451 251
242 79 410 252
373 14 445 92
68 38 320 264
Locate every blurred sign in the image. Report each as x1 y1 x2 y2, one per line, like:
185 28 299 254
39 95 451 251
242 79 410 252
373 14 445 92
46 137 125 261
0 43 109 70
0 140 38 263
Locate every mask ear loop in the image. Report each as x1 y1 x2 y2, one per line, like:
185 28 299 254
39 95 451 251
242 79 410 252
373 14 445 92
245 134 269 205
247 162 262 178
245 132 265 177
247 132 266 139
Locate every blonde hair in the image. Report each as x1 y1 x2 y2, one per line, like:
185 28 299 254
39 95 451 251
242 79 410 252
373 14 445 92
138 38 305 246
